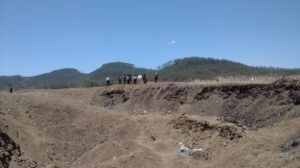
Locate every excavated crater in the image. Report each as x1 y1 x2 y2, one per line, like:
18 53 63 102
92 78 300 128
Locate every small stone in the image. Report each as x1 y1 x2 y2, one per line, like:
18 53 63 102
150 136 156 141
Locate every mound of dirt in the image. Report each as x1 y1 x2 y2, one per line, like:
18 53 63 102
100 89 130 107
272 78 300 87
170 116 243 140
190 149 210 160
168 116 243 162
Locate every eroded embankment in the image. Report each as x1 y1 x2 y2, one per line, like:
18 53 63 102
0 128 21 168
92 78 300 128
0 128 42 168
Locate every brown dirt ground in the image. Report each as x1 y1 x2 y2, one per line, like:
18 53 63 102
0 78 300 168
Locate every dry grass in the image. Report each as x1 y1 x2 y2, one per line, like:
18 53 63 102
189 75 300 85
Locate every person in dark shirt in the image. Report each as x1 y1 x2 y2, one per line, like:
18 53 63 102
118 75 122 84
132 74 137 84
123 74 127 84
127 74 132 84
9 84 13 94
154 72 159 83
142 73 147 84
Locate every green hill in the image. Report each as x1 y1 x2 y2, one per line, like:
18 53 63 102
0 68 85 89
0 63 153 89
26 68 86 88
158 57 300 81
88 62 153 82
0 75 28 90
1 57 300 90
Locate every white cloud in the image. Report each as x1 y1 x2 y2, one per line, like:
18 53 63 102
168 40 177 45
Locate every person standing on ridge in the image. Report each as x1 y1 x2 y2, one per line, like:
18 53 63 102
127 74 132 84
132 74 137 84
123 74 127 84
126 74 130 84
118 75 122 84
137 74 143 84
154 72 159 83
9 84 13 94
142 73 147 84
106 77 111 86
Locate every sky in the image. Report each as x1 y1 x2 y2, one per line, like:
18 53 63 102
0 0 299 76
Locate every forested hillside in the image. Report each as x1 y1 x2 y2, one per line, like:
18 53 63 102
1 57 300 89
159 57 300 81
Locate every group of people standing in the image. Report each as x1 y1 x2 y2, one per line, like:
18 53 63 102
106 72 159 86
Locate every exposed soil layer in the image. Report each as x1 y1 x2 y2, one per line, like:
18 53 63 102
281 131 300 152
0 129 42 168
170 116 243 140
93 78 300 128
1 78 300 168
0 129 20 168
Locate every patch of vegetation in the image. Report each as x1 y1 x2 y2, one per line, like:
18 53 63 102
1 57 300 89
158 57 300 81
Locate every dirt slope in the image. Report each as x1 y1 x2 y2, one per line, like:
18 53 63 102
92 78 300 128
0 78 299 168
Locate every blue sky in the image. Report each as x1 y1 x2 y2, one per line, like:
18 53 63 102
0 0 299 76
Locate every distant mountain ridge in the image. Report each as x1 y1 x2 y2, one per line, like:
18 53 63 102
159 57 300 81
89 62 153 80
1 57 300 89
0 68 86 89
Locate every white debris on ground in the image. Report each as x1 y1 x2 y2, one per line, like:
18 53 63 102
177 142 204 156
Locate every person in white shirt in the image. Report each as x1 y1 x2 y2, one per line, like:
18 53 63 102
106 77 110 86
